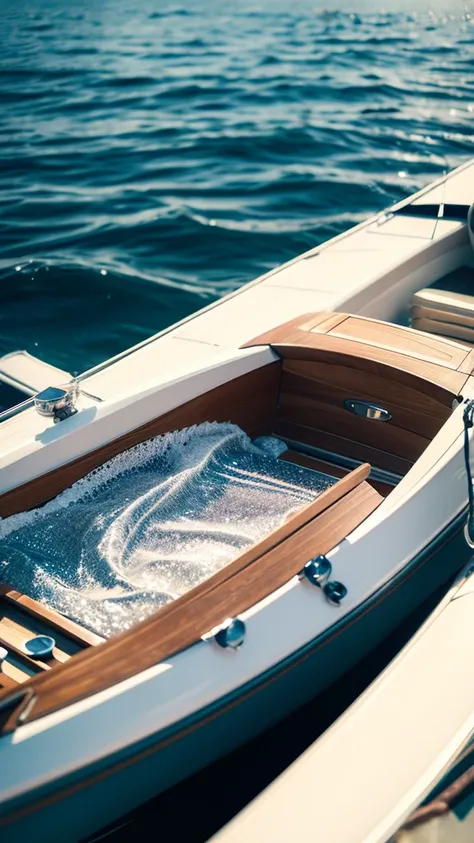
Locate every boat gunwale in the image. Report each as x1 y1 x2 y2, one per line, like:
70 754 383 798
0 505 467 829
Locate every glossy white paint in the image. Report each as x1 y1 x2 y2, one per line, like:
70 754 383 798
210 563 474 843
0 159 473 838
0 345 276 493
0 381 471 813
0 351 70 395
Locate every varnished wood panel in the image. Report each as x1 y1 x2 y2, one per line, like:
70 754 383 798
279 390 429 462
245 312 348 346
1 660 29 685
196 462 370 579
0 473 381 729
243 312 467 404
0 621 59 671
330 316 470 370
278 362 439 459
280 450 394 497
0 363 282 518
0 587 104 648
274 419 413 476
0 674 16 692
272 338 466 402
282 359 450 424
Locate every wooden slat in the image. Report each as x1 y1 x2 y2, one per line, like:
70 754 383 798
281 359 450 424
243 312 467 404
199 462 370 577
0 628 52 672
0 616 69 666
329 316 470 370
274 419 413 476
278 390 430 463
1 660 29 684
279 365 445 442
279 451 394 497
0 588 103 648
0 673 17 692
244 312 346 346
0 473 381 729
458 347 474 375
272 337 466 402
0 363 281 518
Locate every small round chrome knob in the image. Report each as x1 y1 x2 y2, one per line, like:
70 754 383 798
214 619 246 649
24 635 56 659
300 555 332 587
34 384 78 422
323 581 348 606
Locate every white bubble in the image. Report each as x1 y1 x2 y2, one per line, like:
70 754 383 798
15 265 22 271
398 170 407 178
100 269 107 275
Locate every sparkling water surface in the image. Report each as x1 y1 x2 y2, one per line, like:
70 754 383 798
0 0 473 374
0 1 473 840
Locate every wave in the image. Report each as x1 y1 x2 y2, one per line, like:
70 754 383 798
0 1 472 374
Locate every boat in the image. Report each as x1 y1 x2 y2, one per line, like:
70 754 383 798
210 557 474 843
0 158 474 842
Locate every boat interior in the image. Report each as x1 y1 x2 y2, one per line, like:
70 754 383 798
0 203 474 727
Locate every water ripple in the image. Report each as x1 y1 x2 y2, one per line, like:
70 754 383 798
0 0 473 373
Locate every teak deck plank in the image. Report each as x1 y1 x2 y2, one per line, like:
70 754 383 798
0 468 381 730
275 419 413 477
1 660 29 685
281 359 450 426
278 391 430 462
243 312 467 404
0 588 104 648
330 316 470 370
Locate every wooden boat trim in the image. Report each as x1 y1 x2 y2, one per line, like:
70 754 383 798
0 468 381 731
242 311 469 403
0 363 282 518
0 587 104 648
0 506 462 829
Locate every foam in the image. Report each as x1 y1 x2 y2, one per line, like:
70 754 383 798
0 423 335 637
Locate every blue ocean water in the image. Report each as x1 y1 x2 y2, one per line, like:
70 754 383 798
0 0 473 375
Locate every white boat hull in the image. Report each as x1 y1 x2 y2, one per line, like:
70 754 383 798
0 515 469 843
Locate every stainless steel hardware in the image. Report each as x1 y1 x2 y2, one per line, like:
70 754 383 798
323 581 348 606
344 400 392 422
214 618 246 649
34 384 78 422
300 555 332 587
24 635 56 659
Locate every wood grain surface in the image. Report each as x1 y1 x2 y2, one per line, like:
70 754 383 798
0 469 381 730
0 363 282 518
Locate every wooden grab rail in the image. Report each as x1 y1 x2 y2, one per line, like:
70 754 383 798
0 464 381 730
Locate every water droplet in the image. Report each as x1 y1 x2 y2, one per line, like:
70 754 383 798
15 265 22 271
209 219 217 226
100 269 107 276
398 170 407 178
